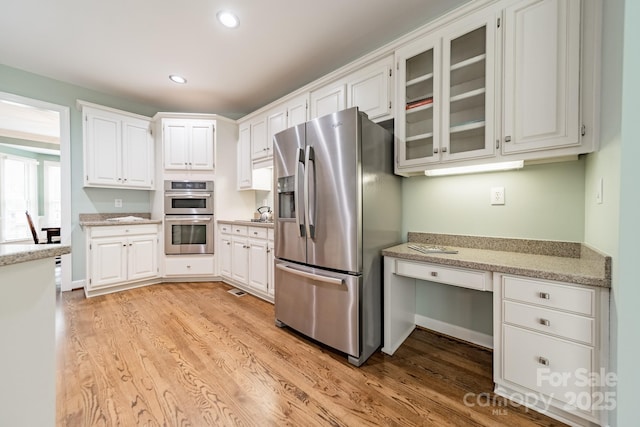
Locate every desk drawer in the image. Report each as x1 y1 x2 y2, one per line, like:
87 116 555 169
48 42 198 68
502 325 593 409
164 256 214 276
503 276 594 316
503 300 594 345
395 260 492 291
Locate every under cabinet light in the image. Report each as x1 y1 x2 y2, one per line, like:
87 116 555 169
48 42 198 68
424 160 524 177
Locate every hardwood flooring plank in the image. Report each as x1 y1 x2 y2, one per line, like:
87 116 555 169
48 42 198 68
56 282 567 427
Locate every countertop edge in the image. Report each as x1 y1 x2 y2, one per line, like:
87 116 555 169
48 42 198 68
382 246 611 289
80 220 162 227
218 220 274 228
0 245 71 267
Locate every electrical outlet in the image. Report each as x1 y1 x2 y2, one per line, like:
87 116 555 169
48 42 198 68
114 198 123 208
491 187 505 205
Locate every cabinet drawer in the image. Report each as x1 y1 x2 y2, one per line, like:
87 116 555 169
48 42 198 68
232 225 248 236
90 224 158 238
219 223 232 234
503 300 594 345
395 259 492 291
502 276 594 316
164 256 214 276
502 325 593 408
248 226 268 239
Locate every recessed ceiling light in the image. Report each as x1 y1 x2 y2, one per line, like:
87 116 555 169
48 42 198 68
217 10 239 28
169 75 187 84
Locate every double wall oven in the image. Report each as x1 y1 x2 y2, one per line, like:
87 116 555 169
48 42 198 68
164 180 214 255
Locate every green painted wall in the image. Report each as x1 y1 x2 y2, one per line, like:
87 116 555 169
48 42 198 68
0 64 161 281
612 0 640 424
402 159 586 335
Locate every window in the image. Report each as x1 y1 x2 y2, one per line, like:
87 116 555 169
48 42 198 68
0 154 38 242
43 161 61 224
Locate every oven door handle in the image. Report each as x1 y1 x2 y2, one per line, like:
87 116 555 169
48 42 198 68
165 217 212 222
165 193 211 198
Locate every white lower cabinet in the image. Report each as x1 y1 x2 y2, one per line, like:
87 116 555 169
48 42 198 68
218 223 274 301
85 224 159 296
164 255 215 277
494 274 609 426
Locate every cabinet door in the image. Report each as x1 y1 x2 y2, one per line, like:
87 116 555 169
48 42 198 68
310 83 346 119
248 238 268 293
502 0 581 154
219 235 232 278
127 234 158 282
267 240 275 296
267 108 286 158
89 236 127 288
122 118 153 188
347 56 393 121
441 12 496 162
231 237 249 284
189 121 215 170
396 35 441 168
163 121 190 170
251 117 268 160
287 94 308 128
237 124 252 189
84 109 121 186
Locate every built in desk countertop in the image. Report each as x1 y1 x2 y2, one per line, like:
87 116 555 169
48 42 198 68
382 233 611 289
79 212 162 227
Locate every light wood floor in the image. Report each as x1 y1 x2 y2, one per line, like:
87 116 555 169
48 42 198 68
56 282 567 426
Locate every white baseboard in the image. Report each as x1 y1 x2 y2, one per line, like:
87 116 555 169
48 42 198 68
414 314 493 349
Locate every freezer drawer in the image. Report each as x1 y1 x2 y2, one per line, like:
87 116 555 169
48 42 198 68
275 260 360 358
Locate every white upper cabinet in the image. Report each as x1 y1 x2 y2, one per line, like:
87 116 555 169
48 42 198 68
396 11 496 171
501 0 581 154
237 123 253 189
310 83 346 119
286 93 309 128
163 119 214 170
441 13 496 162
250 117 268 161
347 55 394 121
81 102 154 189
310 55 393 121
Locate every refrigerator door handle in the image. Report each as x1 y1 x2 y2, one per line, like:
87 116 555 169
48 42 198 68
304 145 316 239
276 264 343 286
294 147 305 237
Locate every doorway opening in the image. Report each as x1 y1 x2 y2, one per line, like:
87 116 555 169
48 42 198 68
0 91 72 291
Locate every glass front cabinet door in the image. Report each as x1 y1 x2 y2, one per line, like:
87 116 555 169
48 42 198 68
395 12 497 174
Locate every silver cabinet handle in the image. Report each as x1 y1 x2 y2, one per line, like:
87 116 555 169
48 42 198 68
442 147 448 153
433 148 439 154
505 136 511 142
253 231 258 235
538 357 549 366
430 271 438 277
539 318 550 326
539 292 550 299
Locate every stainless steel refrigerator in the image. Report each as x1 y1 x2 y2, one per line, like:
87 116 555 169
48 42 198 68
273 107 401 366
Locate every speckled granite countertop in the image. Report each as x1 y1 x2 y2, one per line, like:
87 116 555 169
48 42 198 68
0 244 71 267
218 219 274 228
79 213 162 227
382 233 611 288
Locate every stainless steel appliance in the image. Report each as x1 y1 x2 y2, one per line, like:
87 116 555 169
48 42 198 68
164 180 214 215
273 107 401 366
164 180 214 255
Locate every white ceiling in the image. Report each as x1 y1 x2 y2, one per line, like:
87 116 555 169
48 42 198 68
0 0 471 119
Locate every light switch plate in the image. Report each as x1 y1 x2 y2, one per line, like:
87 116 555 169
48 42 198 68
491 187 505 205
114 198 123 208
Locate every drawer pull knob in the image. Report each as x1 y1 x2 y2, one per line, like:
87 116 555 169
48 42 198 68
430 271 438 277
538 357 549 366
539 292 550 299
187 265 191 268
254 232 258 235
539 318 550 327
